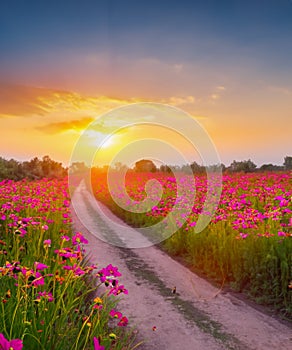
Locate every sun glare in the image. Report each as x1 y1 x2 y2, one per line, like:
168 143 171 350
100 136 114 149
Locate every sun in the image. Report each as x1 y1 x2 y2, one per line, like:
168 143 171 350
100 136 114 149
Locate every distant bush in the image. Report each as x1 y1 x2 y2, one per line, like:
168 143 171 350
0 155 67 181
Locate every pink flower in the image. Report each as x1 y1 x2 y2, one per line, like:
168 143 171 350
31 272 44 286
43 239 51 247
109 284 128 296
36 291 54 302
63 200 70 207
97 264 122 283
0 333 23 350
34 262 48 271
93 337 105 350
109 309 122 319
72 232 88 245
278 231 286 237
62 264 85 276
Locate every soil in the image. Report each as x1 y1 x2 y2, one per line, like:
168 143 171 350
71 181 292 350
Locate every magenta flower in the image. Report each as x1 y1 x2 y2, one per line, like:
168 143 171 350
72 232 88 245
54 247 80 259
63 264 85 276
109 309 122 319
239 232 248 239
93 337 105 350
109 284 128 296
34 262 48 271
61 235 70 241
63 200 70 207
0 333 23 350
97 264 122 283
43 239 51 247
31 272 44 286
36 291 54 302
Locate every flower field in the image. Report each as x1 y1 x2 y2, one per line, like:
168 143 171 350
0 179 137 350
92 170 292 318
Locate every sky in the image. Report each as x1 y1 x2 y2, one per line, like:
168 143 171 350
0 0 291 167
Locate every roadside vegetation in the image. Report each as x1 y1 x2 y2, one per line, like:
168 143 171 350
92 168 292 320
0 178 138 349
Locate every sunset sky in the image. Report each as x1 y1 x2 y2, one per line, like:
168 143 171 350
0 0 291 167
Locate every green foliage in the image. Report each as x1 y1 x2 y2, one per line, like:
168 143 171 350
92 171 292 320
0 179 138 349
0 156 67 181
284 156 292 170
164 226 292 319
228 159 257 173
134 159 157 173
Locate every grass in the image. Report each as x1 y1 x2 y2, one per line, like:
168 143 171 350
91 171 292 320
0 178 139 349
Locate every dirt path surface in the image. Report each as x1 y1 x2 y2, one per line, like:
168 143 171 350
71 181 292 350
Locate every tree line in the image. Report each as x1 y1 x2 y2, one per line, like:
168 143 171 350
73 156 292 174
133 157 292 173
0 155 291 181
0 156 67 181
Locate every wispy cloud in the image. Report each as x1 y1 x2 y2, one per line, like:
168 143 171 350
0 83 138 119
35 117 94 134
0 83 209 135
0 83 68 118
207 85 227 103
166 95 196 106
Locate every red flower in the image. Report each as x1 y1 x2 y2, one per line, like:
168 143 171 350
118 316 128 327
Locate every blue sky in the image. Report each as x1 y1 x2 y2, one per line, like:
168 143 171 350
0 0 291 165
1 0 292 87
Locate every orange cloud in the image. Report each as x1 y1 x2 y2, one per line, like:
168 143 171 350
0 84 55 117
35 117 94 134
0 83 140 119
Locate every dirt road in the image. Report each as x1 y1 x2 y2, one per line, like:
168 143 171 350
71 181 292 350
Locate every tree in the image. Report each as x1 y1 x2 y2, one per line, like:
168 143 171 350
23 157 43 179
134 159 157 172
206 163 226 172
284 156 292 170
229 159 257 173
190 161 204 174
160 164 172 173
0 156 67 180
40 155 66 178
69 162 88 174
259 163 283 172
114 162 129 172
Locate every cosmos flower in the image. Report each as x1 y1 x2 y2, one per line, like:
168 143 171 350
109 309 122 319
43 239 51 247
0 333 23 350
34 262 48 271
118 316 129 327
72 232 88 245
93 337 105 350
